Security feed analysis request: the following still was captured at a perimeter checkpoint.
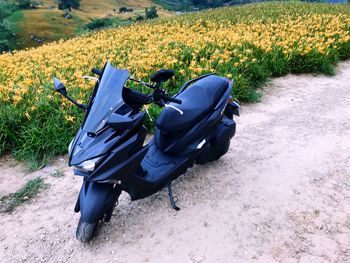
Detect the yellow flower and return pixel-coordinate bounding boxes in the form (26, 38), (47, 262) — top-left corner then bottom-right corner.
(25, 112), (31, 120)
(13, 95), (22, 105)
(65, 115), (75, 122)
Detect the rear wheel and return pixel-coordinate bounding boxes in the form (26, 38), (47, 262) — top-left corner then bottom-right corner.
(76, 218), (99, 243)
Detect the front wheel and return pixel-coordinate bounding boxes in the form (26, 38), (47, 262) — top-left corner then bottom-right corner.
(76, 218), (99, 243)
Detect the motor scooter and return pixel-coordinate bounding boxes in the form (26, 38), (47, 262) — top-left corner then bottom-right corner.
(53, 61), (239, 243)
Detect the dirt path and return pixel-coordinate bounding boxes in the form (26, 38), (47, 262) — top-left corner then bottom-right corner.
(1, 61), (350, 263)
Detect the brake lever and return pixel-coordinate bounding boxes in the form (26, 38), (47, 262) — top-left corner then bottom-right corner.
(129, 77), (154, 89)
(165, 104), (183, 115)
(83, 76), (99, 83)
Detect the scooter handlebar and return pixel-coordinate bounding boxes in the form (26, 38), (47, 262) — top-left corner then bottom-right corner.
(164, 96), (182, 104)
(92, 68), (102, 76)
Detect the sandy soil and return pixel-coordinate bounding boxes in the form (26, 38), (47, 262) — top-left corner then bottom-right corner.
(1, 60), (350, 263)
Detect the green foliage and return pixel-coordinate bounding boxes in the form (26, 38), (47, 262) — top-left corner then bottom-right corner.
(146, 6), (158, 19)
(0, 177), (48, 212)
(17, 0), (39, 9)
(13, 106), (79, 169)
(0, 1), (17, 52)
(0, 21), (13, 52)
(58, 0), (80, 11)
(50, 169), (64, 178)
(119, 7), (133, 13)
(85, 18), (113, 30)
(85, 17), (132, 31)
(0, 1), (16, 20)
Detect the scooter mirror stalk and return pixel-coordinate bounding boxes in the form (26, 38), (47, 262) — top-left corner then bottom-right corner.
(53, 77), (88, 110)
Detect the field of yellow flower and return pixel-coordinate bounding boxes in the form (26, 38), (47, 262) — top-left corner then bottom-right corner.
(1, 2), (350, 167)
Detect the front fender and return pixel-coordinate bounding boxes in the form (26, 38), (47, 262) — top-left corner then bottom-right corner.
(79, 180), (121, 223)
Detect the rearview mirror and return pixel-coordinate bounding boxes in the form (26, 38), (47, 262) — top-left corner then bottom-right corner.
(53, 77), (67, 94)
(150, 69), (174, 83)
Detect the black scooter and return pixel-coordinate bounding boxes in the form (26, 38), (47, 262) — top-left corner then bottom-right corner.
(53, 61), (239, 243)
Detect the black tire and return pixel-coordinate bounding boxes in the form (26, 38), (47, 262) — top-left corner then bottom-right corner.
(76, 218), (99, 243)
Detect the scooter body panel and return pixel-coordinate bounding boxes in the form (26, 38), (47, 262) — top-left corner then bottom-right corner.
(88, 124), (147, 182)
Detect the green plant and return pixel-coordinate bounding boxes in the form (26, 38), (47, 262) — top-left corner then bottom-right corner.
(0, 177), (49, 213)
(51, 169), (64, 178)
(0, 0), (17, 52)
(17, 0), (39, 9)
(85, 18), (113, 30)
(146, 6), (158, 19)
(0, 21), (13, 52)
(58, 0), (80, 11)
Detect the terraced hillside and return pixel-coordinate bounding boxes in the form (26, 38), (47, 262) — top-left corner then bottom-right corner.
(6, 0), (173, 49)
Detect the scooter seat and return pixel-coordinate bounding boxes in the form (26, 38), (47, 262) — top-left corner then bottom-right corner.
(155, 75), (228, 133)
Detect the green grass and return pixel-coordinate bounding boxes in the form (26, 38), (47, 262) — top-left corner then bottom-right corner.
(6, 9), (23, 25)
(50, 169), (64, 178)
(45, 12), (86, 38)
(0, 177), (49, 213)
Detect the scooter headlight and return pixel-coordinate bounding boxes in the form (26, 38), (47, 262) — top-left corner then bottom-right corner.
(76, 156), (102, 172)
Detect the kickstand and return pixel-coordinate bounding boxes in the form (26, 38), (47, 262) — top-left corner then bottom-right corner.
(167, 183), (180, 211)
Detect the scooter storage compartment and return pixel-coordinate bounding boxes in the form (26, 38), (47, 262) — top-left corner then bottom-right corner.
(196, 116), (236, 164)
(213, 116), (236, 141)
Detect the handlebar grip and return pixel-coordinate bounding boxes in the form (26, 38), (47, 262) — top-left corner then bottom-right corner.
(166, 96), (182, 104)
(92, 68), (102, 76)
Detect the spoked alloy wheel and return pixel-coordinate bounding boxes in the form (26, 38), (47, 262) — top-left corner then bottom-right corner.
(76, 218), (99, 243)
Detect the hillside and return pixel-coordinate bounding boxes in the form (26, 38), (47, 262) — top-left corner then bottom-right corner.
(6, 0), (174, 49)
(1, 2), (350, 166)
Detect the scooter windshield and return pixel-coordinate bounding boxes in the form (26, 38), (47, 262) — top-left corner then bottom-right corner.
(83, 62), (130, 133)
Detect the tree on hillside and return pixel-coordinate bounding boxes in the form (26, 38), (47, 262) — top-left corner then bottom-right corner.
(58, 0), (80, 11)
(192, 0), (232, 8)
(0, 21), (13, 52)
(145, 6), (158, 19)
(0, 1), (16, 19)
(17, 0), (39, 9)
(0, 1), (16, 52)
